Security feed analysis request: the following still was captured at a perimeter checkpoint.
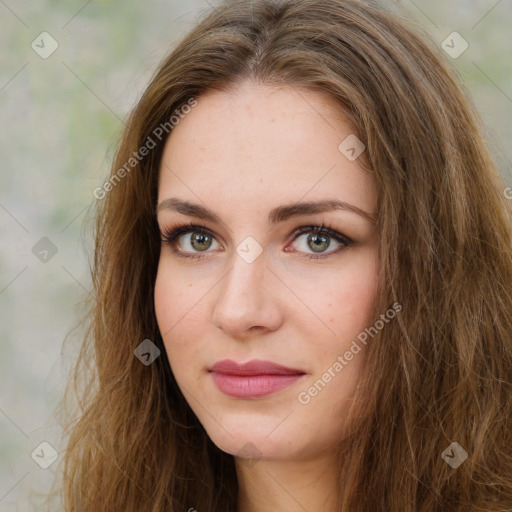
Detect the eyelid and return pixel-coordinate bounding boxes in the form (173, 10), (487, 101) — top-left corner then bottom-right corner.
(290, 224), (352, 247)
(159, 222), (353, 259)
(160, 223), (218, 245)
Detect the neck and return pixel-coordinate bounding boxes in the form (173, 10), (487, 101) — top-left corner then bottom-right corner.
(235, 450), (339, 512)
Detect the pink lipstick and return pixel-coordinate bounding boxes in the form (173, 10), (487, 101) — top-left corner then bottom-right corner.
(208, 359), (306, 398)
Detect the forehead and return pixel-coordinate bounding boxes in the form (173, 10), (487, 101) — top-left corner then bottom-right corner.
(157, 81), (376, 216)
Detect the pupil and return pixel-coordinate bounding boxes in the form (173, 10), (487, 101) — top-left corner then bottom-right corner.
(310, 234), (329, 252)
(192, 232), (210, 250)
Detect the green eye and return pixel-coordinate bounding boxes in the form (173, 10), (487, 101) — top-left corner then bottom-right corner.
(160, 222), (353, 261)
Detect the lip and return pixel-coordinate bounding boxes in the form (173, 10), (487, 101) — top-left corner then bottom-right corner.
(209, 358), (305, 376)
(208, 359), (306, 398)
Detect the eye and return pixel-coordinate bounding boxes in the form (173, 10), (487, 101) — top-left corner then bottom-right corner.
(160, 223), (221, 260)
(286, 224), (353, 260)
(159, 222), (353, 260)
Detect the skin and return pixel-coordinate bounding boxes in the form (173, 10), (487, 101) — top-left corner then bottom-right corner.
(154, 79), (380, 512)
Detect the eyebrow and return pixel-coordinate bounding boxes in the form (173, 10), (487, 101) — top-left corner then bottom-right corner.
(156, 197), (378, 226)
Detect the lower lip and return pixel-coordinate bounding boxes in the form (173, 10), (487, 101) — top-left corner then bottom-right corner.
(210, 372), (305, 398)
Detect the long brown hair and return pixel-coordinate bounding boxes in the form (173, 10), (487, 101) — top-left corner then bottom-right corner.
(50, 0), (512, 510)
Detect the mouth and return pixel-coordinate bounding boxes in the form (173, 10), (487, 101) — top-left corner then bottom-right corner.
(208, 359), (306, 399)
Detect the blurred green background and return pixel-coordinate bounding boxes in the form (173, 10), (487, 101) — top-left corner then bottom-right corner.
(0, 0), (511, 510)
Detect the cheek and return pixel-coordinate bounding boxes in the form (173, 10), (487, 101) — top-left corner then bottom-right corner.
(335, 272), (378, 326)
(154, 267), (175, 335)
(313, 259), (379, 416)
(154, 265), (190, 361)
(154, 261), (199, 334)
(154, 263), (211, 370)
(323, 251), (380, 340)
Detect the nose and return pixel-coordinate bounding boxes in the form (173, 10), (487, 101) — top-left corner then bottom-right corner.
(211, 247), (283, 339)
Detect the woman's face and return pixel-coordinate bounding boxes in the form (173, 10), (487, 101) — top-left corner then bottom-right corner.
(154, 80), (379, 462)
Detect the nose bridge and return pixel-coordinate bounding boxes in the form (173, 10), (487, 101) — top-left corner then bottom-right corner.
(219, 246), (267, 309)
(212, 245), (281, 334)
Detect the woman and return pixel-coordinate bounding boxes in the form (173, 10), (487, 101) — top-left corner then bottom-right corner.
(54, 0), (512, 510)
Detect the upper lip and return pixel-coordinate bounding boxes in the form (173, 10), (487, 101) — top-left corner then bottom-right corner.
(209, 359), (306, 376)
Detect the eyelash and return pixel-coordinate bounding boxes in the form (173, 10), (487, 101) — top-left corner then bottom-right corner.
(159, 221), (354, 261)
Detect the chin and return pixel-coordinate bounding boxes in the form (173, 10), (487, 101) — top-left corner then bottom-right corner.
(202, 418), (312, 463)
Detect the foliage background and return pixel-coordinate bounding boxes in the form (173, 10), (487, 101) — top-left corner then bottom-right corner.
(0, 0), (510, 509)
